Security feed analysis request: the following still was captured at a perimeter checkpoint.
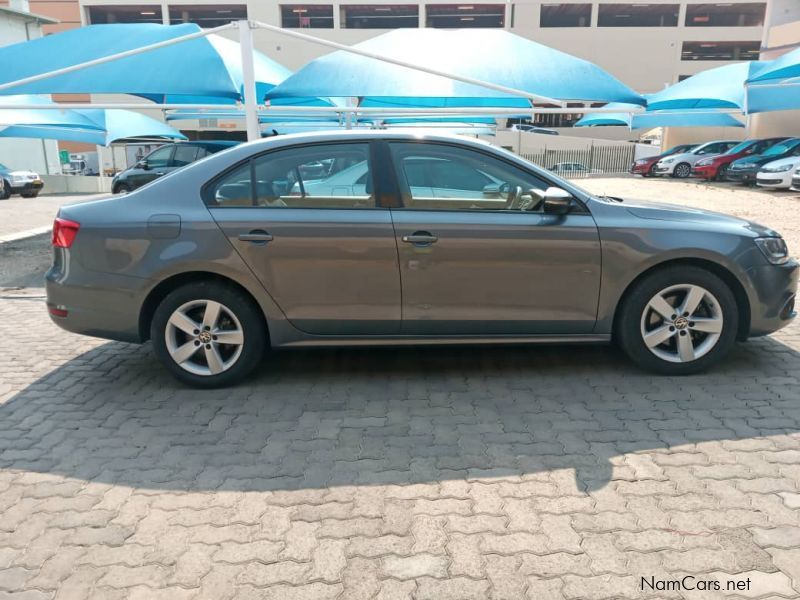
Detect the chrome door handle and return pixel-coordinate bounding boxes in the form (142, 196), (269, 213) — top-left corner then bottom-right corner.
(402, 232), (438, 245)
(238, 230), (274, 243)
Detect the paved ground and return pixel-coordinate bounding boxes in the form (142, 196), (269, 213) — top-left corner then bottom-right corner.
(0, 194), (103, 242)
(1, 178), (800, 599)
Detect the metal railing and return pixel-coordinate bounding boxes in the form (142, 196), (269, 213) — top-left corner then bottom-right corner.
(523, 143), (636, 178)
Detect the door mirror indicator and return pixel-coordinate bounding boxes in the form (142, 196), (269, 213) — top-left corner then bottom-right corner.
(542, 187), (573, 215)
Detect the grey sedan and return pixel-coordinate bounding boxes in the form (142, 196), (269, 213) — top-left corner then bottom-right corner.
(46, 131), (798, 387)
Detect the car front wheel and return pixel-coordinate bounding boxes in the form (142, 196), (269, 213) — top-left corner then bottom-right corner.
(673, 163), (692, 178)
(617, 266), (738, 375)
(151, 281), (266, 387)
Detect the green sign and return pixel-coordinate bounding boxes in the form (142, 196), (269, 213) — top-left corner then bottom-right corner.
(59, 150), (70, 165)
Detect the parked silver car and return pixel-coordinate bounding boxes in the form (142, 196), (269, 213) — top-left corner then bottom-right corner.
(46, 131), (797, 387)
(653, 140), (739, 178)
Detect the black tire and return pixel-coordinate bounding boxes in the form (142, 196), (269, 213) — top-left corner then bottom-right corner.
(0, 180), (10, 199)
(672, 163), (691, 179)
(616, 266), (739, 375)
(114, 183), (131, 194)
(150, 281), (267, 388)
(21, 192), (39, 198)
(715, 164), (729, 182)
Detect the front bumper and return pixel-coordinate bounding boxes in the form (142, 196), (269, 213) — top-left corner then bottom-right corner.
(692, 165), (717, 179)
(652, 164), (673, 175)
(10, 180), (44, 194)
(791, 175), (800, 191)
(726, 170), (758, 183)
(757, 172), (794, 189)
(631, 163), (654, 175)
(745, 259), (799, 337)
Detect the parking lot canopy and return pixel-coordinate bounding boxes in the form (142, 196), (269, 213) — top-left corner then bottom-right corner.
(265, 29), (645, 106)
(575, 102), (744, 129)
(0, 23), (290, 102)
(646, 63), (749, 111)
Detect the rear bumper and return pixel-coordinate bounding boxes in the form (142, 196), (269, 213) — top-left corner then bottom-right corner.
(45, 250), (149, 343)
(745, 260), (799, 337)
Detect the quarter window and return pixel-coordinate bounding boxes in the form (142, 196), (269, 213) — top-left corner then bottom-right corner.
(389, 142), (549, 211)
(172, 145), (199, 167)
(208, 143), (375, 209)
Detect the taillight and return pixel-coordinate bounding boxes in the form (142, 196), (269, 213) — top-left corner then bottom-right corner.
(52, 217), (80, 248)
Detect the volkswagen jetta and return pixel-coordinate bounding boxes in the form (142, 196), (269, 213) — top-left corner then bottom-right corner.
(46, 131), (798, 387)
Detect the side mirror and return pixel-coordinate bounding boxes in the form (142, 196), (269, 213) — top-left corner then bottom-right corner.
(542, 187), (573, 215)
(137, 160), (150, 170)
(482, 183), (502, 195)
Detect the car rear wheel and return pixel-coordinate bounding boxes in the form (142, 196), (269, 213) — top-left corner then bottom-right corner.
(673, 163), (691, 179)
(715, 164), (729, 181)
(21, 192), (39, 198)
(616, 266), (738, 375)
(151, 281), (266, 387)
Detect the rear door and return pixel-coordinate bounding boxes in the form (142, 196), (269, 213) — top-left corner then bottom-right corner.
(207, 141), (401, 335)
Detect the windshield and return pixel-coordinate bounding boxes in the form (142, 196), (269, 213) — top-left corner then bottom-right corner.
(763, 140), (800, 156)
(725, 141), (753, 155)
(0, 163), (7, 170)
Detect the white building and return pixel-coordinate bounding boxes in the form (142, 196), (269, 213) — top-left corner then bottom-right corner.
(0, 0), (62, 174)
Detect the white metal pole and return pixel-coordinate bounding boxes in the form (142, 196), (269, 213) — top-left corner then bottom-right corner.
(237, 20), (261, 142)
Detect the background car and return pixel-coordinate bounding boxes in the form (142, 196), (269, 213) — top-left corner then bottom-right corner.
(757, 156), (800, 190)
(693, 137), (788, 181)
(111, 140), (239, 193)
(652, 140), (739, 178)
(727, 138), (800, 185)
(631, 144), (698, 177)
(510, 124), (559, 135)
(0, 163), (44, 198)
(45, 131), (797, 387)
(549, 162), (600, 175)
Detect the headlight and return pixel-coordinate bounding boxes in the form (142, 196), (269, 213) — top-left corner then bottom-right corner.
(635, 159), (648, 165)
(662, 158), (675, 164)
(696, 159), (713, 166)
(755, 237), (790, 265)
(764, 164), (794, 173)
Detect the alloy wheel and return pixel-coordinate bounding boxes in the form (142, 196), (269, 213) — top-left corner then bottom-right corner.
(640, 284), (723, 364)
(164, 299), (244, 376)
(674, 163), (691, 178)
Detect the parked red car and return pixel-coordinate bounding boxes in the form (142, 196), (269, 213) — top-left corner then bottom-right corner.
(630, 144), (698, 177)
(692, 137), (788, 180)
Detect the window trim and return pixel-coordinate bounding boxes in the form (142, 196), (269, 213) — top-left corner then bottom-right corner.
(385, 140), (590, 214)
(201, 140), (385, 210)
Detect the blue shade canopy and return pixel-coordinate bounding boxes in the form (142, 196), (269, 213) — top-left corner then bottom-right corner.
(266, 29), (645, 106)
(748, 47), (800, 83)
(0, 95), (104, 130)
(0, 24), (290, 101)
(746, 83), (800, 114)
(0, 96), (186, 145)
(647, 63), (749, 111)
(575, 104), (744, 129)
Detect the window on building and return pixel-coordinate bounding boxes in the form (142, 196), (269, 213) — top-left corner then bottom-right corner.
(86, 5), (163, 24)
(681, 41), (760, 60)
(426, 4), (504, 28)
(168, 5), (247, 27)
(280, 5), (334, 28)
(597, 3), (679, 27)
(540, 4), (591, 27)
(686, 3), (766, 27)
(341, 4), (419, 28)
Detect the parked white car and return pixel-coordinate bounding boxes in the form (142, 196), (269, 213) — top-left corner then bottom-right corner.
(652, 140), (739, 178)
(757, 156), (800, 190)
(791, 166), (800, 191)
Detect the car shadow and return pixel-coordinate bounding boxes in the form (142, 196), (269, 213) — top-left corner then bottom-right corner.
(2, 336), (799, 494)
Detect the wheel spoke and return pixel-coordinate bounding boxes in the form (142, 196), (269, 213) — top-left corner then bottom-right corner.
(648, 295), (676, 320)
(202, 301), (222, 330)
(677, 334), (695, 362)
(214, 329), (243, 345)
(171, 341), (200, 364)
(681, 286), (705, 316)
(691, 317), (723, 334)
(205, 344), (224, 375)
(643, 325), (676, 348)
(169, 311), (200, 336)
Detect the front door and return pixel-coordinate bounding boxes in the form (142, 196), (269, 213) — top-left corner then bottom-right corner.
(208, 141), (401, 335)
(387, 141), (601, 335)
(131, 145), (174, 189)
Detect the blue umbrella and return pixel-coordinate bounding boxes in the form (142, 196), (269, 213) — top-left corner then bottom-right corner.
(266, 29), (644, 107)
(0, 23), (290, 102)
(575, 102), (744, 129)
